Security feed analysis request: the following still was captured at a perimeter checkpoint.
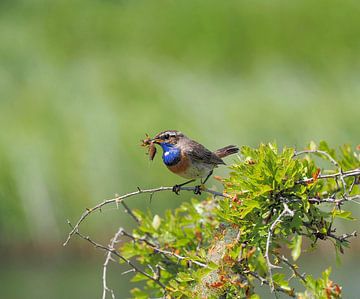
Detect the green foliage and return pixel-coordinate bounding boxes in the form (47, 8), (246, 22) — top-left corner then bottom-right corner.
(119, 142), (359, 298)
(298, 268), (342, 299)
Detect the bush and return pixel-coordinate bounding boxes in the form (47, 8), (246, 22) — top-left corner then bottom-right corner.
(65, 142), (360, 298)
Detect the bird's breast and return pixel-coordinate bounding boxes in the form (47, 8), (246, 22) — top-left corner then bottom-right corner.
(166, 151), (190, 175)
(162, 147), (181, 166)
(167, 152), (214, 179)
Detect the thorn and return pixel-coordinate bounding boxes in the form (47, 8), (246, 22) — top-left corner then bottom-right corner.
(122, 268), (135, 275)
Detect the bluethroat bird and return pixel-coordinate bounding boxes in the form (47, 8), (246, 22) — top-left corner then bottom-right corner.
(144, 130), (239, 195)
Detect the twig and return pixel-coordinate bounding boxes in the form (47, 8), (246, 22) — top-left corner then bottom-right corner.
(121, 230), (208, 268)
(67, 222), (167, 291)
(63, 186), (232, 246)
(120, 201), (140, 224)
(280, 194), (360, 207)
(327, 231), (357, 243)
(302, 222), (357, 244)
(245, 270), (295, 297)
(294, 149), (339, 167)
(265, 203), (294, 293)
(120, 200), (157, 243)
(294, 150), (360, 197)
(279, 255), (306, 283)
(308, 194), (360, 205)
(349, 176), (359, 194)
(294, 169), (360, 185)
(102, 227), (124, 299)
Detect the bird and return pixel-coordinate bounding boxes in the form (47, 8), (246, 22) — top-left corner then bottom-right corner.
(149, 130), (239, 194)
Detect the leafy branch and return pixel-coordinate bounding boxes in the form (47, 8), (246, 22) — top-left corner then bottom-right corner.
(64, 141), (360, 298)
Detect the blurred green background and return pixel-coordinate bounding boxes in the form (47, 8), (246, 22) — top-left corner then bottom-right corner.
(1, 0), (360, 298)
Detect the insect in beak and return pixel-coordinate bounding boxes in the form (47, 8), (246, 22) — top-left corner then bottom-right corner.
(141, 134), (158, 160)
(148, 142), (157, 160)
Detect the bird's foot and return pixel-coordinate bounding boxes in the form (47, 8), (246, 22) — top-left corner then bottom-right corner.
(194, 185), (203, 195)
(172, 184), (181, 195)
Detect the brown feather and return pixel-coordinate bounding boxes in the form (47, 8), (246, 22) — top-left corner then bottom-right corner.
(167, 151), (190, 174)
(184, 139), (225, 165)
(215, 145), (239, 158)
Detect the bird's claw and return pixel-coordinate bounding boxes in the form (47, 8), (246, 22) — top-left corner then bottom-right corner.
(172, 184), (181, 195)
(194, 185), (202, 195)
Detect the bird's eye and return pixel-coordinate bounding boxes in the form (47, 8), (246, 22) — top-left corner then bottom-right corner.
(164, 134), (170, 139)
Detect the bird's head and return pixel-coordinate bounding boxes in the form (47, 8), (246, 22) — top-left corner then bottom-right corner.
(152, 130), (185, 146)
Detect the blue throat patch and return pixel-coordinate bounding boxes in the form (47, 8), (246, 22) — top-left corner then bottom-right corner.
(160, 143), (181, 166)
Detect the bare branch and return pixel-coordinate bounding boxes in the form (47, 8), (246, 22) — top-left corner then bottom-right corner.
(279, 255), (306, 283)
(102, 227), (124, 299)
(67, 222), (167, 291)
(245, 270), (295, 297)
(349, 176), (359, 194)
(327, 231), (357, 243)
(120, 229), (208, 268)
(63, 186), (232, 246)
(302, 222), (357, 244)
(120, 201), (140, 224)
(308, 195), (360, 205)
(294, 149), (339, 167)
(265, 203), (294, 293)
(295, 169), (360, 185)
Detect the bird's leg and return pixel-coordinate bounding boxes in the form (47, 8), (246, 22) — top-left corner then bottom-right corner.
(194, 170), (214, 195)
(203, 170), (213, 185)
(172, 179), (196, 195)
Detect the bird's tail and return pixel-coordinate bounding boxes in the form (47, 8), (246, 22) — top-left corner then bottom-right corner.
(214, 145), (239, 158)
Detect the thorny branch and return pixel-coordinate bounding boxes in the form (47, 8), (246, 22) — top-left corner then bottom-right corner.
(294, 149), (360, 196)
(301, 221), (357, 244)
(327, 231), (357, 243)
(245, 270), (295, 298)
(102, 227), (123, 299)
(265, 203), (294, 293)
(67, 222), (167, 292)
(120, 230), (208, 268)
(63, 186), (232, 246)
(279, 255), (306, 283)
(294, 149), (339, 168)
(295, 168), (360, 186)
(279, 194), (360, 207)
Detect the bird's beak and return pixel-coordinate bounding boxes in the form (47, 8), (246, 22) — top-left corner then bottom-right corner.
(151, 138), (163, 144)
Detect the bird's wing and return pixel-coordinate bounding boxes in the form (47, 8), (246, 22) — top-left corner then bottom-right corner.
(185, 140), (225, 165)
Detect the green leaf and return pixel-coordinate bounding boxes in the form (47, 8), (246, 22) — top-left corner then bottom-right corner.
(239, 199), (260, 218)
(332, 210), (355, 220)
(273, 273), (291, 291)
(289, 235), (302, 261)
(177, 272), (195, 282)
(131, 273), (148, 282)
(152, 214), (162, 230)
(130, 288), (148, 299)
(318, 141), (337, 160)
(309, 141), (317, 151)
